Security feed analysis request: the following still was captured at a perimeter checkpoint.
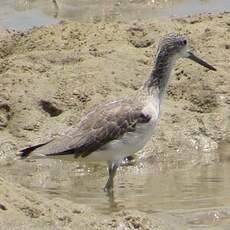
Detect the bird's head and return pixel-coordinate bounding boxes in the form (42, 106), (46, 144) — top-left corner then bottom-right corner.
(156, 33), (216, 71)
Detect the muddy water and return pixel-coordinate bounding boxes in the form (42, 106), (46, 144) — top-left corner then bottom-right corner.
(0, 1), (230, 229)
(1, 0), (230, 30)
(1, 143), (230, 228)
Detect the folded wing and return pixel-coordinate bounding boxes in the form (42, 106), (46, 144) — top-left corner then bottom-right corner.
(20, 99), (151, 158)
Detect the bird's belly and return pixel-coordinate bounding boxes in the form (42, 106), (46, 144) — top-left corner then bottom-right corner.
(88, 120), (157, 162)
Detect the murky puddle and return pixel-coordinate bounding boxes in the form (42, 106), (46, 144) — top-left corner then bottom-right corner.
(0, 0), (230, 30)
(1, 1), (230, 229)
(1, 142), (230, 228)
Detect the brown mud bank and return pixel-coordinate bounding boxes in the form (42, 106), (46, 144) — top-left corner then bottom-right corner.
(0, 12), (230, 229)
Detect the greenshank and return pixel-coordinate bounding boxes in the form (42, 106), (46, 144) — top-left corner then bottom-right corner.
(19, 33), (216, 192)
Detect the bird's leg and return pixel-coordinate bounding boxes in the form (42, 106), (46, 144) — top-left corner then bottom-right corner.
(104, 160), (121, 192)
(52, 0), (59, 18)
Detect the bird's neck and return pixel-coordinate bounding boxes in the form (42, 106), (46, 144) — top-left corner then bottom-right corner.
(144, 54), (176, 101)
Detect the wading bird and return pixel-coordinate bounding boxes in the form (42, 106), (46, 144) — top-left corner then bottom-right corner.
(19, 33), (216, 192)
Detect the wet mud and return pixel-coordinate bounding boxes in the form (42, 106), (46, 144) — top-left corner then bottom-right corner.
(0, 12), (230, 229)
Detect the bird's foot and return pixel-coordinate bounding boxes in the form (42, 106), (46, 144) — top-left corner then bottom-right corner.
(103, 186), (113, 194)
(122, 155), (136, 166)
(104, 178), (114, 193)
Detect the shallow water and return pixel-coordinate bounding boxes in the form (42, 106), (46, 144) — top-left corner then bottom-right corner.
(0, 0), (230, 30)
(1, 142), (230, 228)
(0, 1), (230, 229)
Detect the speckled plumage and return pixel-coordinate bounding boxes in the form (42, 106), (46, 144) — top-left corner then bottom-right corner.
(21, 98), (152, 159)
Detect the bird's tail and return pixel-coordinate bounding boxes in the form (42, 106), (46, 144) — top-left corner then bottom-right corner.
(18, 141), (51, 159)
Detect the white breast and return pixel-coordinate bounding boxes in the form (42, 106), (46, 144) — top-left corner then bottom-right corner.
(88, 98), (160, 162)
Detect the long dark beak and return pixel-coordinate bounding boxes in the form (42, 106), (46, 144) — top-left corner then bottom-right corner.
(186, 51), (216, 71)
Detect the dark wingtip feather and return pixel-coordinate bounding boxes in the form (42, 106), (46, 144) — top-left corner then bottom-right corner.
(18, 142), (50, 159)
(19, 147), (34, 159)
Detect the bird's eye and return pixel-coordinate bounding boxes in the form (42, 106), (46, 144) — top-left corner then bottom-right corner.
(182, 39), (187, 45)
